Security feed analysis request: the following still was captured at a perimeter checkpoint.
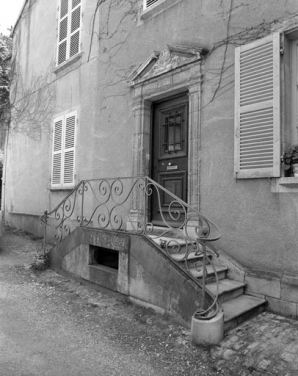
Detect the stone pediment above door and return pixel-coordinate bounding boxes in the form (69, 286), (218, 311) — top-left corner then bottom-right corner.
(128, 45), (208, 87)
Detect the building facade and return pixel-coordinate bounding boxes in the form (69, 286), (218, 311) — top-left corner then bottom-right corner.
(4, 0), (298, 318)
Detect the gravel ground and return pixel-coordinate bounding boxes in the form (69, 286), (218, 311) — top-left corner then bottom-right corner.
(0, 227), (224, 376)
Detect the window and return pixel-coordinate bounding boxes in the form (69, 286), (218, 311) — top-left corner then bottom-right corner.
(141, 0), (182, 20)
(289, 37), (298, 146)
(57, 0), (81, 66)
(143, 0), (160, 10)
(51, 112), (76, 188)
(234, 33), (281, 179)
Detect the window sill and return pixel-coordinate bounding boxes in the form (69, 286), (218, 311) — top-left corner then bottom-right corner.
(271, 177), (298, 193)
(140, 0), (182, 20)
(53, 53), (82, 76)
(49, 186), (75, 192)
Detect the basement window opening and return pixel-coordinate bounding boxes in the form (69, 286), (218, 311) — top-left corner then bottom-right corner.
(89, 245), (119, 270)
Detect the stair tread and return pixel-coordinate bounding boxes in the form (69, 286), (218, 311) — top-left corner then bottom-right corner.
(206, 278), (245, 296)
(222, 295), (266, 322)
(149, 235), (193, 245)
(188, 264), (227, 278)
(149, 236), (208, 262)
(171, 251), (209, 262)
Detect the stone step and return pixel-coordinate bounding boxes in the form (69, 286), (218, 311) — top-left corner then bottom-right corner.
(206, 278), (245, 303)
(149, 235), (195, 248)
(149, 235), (211, 262)
(188, 264), (228, 282)
(148, 228), (186, 239)
(171, 250), (214, 263)
(223, 294), (266, 334)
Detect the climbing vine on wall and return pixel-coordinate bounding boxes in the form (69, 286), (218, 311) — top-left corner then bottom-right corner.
(7, 0), (56, 140)
(205, 1), (298, 106)
(0, 33), (12, 122)
(7, 0), (298, 139)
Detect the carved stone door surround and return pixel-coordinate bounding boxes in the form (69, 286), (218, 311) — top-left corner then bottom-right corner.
(128, 45), (207, 212)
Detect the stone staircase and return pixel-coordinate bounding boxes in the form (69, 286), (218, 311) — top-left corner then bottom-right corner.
(150, 235), (266, 335)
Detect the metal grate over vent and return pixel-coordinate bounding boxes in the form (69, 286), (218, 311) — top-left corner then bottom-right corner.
(60, 0), (68, 18)
(70, 31), (80, 57)
(59, 18), (68, 42)
(58, 41), (67, 65)
(71, 6), (81, 33)
(144, 0), (160, 9)
(72, 0), (80, 9)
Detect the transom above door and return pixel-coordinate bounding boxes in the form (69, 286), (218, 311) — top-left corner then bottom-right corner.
(151, 95), (189, 226)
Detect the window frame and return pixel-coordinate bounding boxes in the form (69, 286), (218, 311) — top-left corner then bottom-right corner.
(51, 111), (77, 189)
(141, 0), (182, 20)
(143, 0), (160, 10)
(234, 33), (281, 179)
(56, 0), (82, 67)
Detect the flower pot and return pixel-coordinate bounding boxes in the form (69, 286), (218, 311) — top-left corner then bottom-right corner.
(191, 310), (224, 346)
(292, 163), (298, 177)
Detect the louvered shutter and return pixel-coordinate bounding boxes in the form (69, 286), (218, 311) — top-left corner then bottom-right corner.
(63, 113), (76, 185)
(144, 0), (160, 10)
(57, 0), (81, 66)
(234, 33), (281, 178)
(52, 117), (64, 186)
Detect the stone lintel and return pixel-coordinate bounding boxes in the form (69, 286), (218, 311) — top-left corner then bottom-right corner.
(82, 227), (130, 252)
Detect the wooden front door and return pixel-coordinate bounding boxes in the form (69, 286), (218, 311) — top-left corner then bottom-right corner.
(151, 95), (188, 226)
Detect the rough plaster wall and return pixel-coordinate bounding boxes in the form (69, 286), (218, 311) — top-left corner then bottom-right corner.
(92, 0), (298, 274)
(4, 0), (56, 219)
(197, 0), (298, 273)
(129, 236), (206, 325)
(62, 244), (90, 280)
(5, 0), (298, 276)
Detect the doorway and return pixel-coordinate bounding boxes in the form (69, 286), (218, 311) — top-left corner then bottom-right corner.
(151, 95), (188, 226)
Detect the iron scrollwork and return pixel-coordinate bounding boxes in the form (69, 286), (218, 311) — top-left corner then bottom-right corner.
(40, 176), (221, 320)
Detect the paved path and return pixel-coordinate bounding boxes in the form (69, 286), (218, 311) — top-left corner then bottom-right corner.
(0, 227), (298, 376)
(0, 229), (212, 376)
(211, 312), (298, 376)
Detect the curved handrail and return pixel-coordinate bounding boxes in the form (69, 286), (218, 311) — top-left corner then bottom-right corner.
(145, 176), (221, 242)
(40, 176), (222, 319)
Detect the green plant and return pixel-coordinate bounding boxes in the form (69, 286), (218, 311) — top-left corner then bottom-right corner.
(283, 145), (298, 170)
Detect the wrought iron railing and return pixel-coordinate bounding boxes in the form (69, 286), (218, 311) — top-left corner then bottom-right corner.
(41, 176), (221, 319)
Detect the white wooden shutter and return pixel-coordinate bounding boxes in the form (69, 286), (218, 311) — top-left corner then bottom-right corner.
(51, 112), (76, 187)
(144, 0), (160, 10)
(52, 117), (64, 186)
(234, 33), (281, 178)
(63, 113), (76, 185)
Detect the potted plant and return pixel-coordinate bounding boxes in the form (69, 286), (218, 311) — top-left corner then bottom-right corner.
(283, 145), (298, 176)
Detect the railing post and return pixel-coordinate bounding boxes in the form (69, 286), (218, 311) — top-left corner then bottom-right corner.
(201, 241), (207, 310)
(80, 181), (85, 226)
(43, 210), (48, 256)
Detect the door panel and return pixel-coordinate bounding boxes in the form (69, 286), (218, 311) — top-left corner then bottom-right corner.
(151, 95), (188, 226)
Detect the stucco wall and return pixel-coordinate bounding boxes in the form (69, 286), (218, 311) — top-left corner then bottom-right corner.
(50, 227), (209, 326)
(4, 0), (298, 277)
